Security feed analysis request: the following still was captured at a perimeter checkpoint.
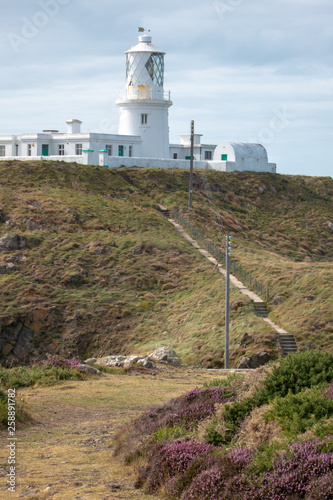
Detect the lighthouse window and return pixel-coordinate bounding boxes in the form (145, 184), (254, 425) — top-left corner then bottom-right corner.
(106, 145), (112, 156)
(76, 144), (82, 155)
(58, 144), (65, 156)
(141, 114), (148, 125)
(205, 151), (212, 160)
(0, 145), (5, 157)
(27, 144), (32, 156)
(129, 146), (133, 157)
(145, 53), (164, 87)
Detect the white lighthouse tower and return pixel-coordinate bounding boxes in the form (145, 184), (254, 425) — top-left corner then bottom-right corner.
(116, 29), (172, 159)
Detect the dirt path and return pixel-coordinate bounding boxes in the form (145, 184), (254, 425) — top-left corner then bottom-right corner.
(0, 367), (226, 499)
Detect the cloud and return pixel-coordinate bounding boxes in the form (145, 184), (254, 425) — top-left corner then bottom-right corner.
(0, 0), (332, 176)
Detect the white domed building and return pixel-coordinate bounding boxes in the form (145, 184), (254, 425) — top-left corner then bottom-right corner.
(0, 30), (276, 174)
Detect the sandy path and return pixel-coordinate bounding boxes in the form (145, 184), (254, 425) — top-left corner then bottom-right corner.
(0, 367), (224, 499)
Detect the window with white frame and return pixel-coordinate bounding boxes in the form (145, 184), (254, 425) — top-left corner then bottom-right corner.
(27, 144), (32, 156)
(129, 145), (133, 157)
(58, 144), (65, 156)
(0, 145), (5, 157)
(205, 151), (212, 160)
(76, 144), (82, 155)
(141, 113), (148, 125)
(106, 145), (112, 156)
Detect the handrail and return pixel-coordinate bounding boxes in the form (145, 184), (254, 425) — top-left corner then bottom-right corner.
(172, 209), (270, 302)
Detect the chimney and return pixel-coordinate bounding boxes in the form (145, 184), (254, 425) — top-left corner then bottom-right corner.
(66, 119), (82, 134)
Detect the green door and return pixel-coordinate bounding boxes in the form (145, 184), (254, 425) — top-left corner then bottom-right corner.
(221, 154), (228, 161)
(118, 145), (124, 157)
(42, 145), (49, 156)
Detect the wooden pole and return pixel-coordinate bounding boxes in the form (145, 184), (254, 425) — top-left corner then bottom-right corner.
(189, 120), (194, 209)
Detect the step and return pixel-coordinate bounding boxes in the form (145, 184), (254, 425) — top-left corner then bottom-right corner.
(253, 302), (269, 317)
(155, 203), (170, 217)
(279, 333), (298, 356)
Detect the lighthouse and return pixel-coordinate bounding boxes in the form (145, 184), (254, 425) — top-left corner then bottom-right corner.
(116, 29), (172, 159)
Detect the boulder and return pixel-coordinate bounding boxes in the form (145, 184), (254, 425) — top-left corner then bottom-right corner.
(94, 354), (157, 369)
(26, 219), (38, 231)
(84, 358), (97, 365)
(251, 351), (271, 367)
(237, 351), (271, 369)
(327, 222), (333, 233)
(136, 357), (156, 369)
(0, 233), (26, 252)
(132, 244), (144, 255)
(237, 357), (251, 369)
(5, 254), (26, 264)
(97, 355), (127, 367)
(273, 295), (285, 305)
(149, 347), (181, 366)
(77, 364), (101, 376)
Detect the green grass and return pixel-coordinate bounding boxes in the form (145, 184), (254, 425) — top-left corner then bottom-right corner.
(0, 365), (88, 389)
(0, 161), (332, 368)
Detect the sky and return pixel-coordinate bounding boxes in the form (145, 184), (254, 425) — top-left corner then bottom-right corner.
(0, 0), (332, 177)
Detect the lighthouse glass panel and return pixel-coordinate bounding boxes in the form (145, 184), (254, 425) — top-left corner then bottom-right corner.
(145, 53), (164, 87)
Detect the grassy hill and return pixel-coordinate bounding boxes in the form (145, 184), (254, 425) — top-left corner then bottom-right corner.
(0, 160), (332, 367)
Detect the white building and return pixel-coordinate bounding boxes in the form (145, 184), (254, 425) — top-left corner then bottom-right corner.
(0, 30), (276, 174)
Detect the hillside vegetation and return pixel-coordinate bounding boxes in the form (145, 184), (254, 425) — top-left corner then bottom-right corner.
(116, 351), (333, 499)
(0, 160), (332, 366)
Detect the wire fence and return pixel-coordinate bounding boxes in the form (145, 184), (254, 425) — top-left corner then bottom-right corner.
(172, 209), (270, 302)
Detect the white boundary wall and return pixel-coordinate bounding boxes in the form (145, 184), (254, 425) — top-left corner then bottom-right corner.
(0, 156), (276, 173)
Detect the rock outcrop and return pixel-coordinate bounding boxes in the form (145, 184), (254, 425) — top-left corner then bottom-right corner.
(84, 347), (181, 370)
(149, 347), (181, 367)
(0, 233), (26, 252)
(237, 351), (271, 369)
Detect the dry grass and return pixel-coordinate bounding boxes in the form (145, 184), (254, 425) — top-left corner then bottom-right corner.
(0, 161), (332, 368)
(0, 367), (223, 499)
(237, 404), (284, 448)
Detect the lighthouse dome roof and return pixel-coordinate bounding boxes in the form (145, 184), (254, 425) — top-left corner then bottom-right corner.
(126, 34), (165, 55)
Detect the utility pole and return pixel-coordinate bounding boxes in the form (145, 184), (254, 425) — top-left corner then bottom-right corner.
(189, 120), (194, 209)
(225, 235), (233, 369)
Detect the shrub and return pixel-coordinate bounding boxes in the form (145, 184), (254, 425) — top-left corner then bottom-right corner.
(265, 387), (333, 437)
(179, 466), (228, 500)
(136, 440), (254, 498)
(203, 373), (245, 389)
(325, 382), (333, 400)
(152, 424), (187, 443)
(237, 404), (283, 448)
(0, 363), (87, 389)
(314, 419), (333, 439)
(261, 350), (333, 401)
(243, 438), (333, 499)
(305, 473), (333, 499)
(135, 388), (231, 437)
(138, 441), (215, 493)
